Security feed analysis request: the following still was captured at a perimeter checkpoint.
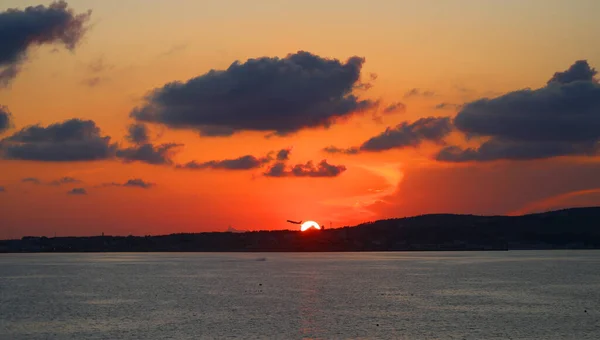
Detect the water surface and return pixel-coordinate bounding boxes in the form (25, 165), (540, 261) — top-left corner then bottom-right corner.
(1, 251), (599, 339)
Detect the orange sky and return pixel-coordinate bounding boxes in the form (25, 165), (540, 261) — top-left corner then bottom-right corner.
(1, 1), (600, 238)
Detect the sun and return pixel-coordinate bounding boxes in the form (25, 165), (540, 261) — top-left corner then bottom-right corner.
(300, 221), (321, 231)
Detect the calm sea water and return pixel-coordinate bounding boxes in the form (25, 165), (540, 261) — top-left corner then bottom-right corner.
(1, 251), (599, 339)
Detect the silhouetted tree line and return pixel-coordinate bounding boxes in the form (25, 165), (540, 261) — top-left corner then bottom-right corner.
(1, 207), (600, 252)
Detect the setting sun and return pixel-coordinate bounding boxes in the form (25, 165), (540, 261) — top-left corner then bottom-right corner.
(301, 221), (321, 231)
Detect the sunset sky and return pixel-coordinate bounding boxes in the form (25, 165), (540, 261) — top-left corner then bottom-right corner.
(1, 0), (600, 238)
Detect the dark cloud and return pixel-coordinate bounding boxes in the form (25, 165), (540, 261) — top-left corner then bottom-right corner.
(322, 146), (360, 155)
(124, 178), (154, 188)
(177, 155), (270, 170)
(49, 176), (80, 186)
(0, 119), (117, 161)
(547, 60), (597, 85)
(275, 148), (291, 161)
(382, 102), (406, 114)
(0, 106), (12, 133)
(436, 60), (600, 162)
(130, 51), (376, 136)
(116, 143), (182, 165)
(126, 123), (150, 144)
(0, 1), (92, 85)
(324, 117), (452, 154)
(102, 178), (155, 189)
(264, 160), (346, 178)
(0, 186), (5, 192)
(403, 88), (435, 98)
(435, 102), (463, 110)
(67, 187), (86, 195)
(21, 177), (41, 184)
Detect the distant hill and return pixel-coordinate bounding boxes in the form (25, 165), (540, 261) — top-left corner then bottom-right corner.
(2, 207), (600, 252)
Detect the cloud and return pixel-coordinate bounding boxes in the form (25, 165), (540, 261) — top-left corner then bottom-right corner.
(547, 60), (597, 85)
(126, 123), (150, 144)
(130, 51), (376, 136)
(436, 60), (600, 162)
(21, 177), (41, 184)
(275, 148), (291, 161)
(0, 186), (4, 192)
(116, 143), (182, 165)
(177, 155), (270, 170)
(264, 160), (346, 178)
(403, 88), (435, 98)
(322, 146), (360, 155)
(67, 187), (86, 195)
(0, 119), (117, 161)
(324, 117), (452, 154)
(434, 102), (463, 110)
(82, 57), (114, 87)
(0, 106), (12, 133)
(102, 178), (155, 189)
(382, 102), (406, 114)
(0, 1), (92, 86)
(177, 147), (291, 171)
(49, 176), (80, 186)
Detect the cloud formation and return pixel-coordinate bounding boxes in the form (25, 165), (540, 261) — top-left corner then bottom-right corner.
(0, 106), (12, 133)
(126, 123), (150, 144)
(178, 155), (270, 170)
(264, 160), (346, 178)
(102, 178), (155, 189)
(0, 1), (92, 85)
(275, 148), (291, 161)
(21, 177), (41, 184)
(404, 88), (435, 98)
(49, 176), (80, 186)
(131, 51), (376, 136)
(0, 119), (117, 161)
(116, 143), (182, 165)
(436, 60), (600, 162)
(382, 102), (406, 114)
(324, 117), (452, 154)
(67, 187), (86, 195)
(177, 148), (291, 171)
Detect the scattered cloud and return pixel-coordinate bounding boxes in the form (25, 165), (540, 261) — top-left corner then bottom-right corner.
(82, 57), (114, 87)
(0, 1), (92, 86)
(322, 146), (360, 155)
(434, 102), (463, 110)
(21, 177), (41, 184)
(177, 155), (270, 170)
(264, 160), (346, 178)
(102, 178), (155, 189)
(0, 106), (12, 133)
(131, 51), (376, 136)
(116, 143), (182, 165)
(275, 148), (291, 161)
(126, 123), (150, 144)
(67, 187), (87, 195)
(382, 102), (406, 114)
(436, 60), (600, 162)
(403, 88), (435, 99)
(49, 176), (81, 186)
(324, 117), (453, 154)
(0, 119), (117, 161)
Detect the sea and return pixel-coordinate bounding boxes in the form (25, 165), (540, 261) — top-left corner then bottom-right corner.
(1, 251), (599, 339)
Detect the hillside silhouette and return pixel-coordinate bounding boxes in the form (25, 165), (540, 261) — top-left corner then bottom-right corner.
(2, 207), (600, 252)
